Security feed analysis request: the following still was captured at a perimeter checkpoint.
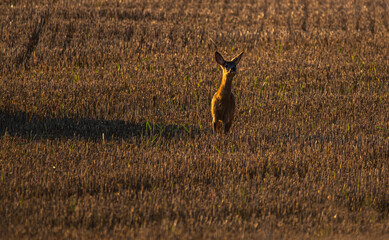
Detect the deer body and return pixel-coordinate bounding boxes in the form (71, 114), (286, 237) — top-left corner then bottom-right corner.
(211, 51), (244, 134)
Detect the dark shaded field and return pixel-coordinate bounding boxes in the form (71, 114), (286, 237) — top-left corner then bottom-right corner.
(1, 0), (389, 239)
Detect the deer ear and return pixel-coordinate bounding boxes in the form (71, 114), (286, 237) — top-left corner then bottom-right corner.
(215, 52), (225, 66)
(232, 52), (244, 65)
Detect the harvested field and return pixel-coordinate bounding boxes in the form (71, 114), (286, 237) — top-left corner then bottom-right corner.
(1, 0), (389, 239)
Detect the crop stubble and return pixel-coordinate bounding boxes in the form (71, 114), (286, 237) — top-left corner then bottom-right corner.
(0, 0), (388, 239)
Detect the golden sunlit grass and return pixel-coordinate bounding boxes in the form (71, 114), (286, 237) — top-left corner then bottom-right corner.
(0, 0), (388, 239)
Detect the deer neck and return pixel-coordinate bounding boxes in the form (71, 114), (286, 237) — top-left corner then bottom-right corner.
(217, 74), (234, 98)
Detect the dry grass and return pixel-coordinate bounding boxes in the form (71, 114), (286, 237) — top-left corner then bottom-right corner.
(1, 0), (389, 239)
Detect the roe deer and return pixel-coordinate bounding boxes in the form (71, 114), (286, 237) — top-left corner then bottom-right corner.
(211, 51), (244, 134)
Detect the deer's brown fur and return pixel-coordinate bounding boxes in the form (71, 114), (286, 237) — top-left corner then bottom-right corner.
(211, 51), (244, 134)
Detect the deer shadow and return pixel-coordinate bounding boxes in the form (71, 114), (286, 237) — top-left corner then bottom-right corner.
(0, 110), (200, 141)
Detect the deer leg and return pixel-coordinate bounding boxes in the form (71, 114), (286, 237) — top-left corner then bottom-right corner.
(212, 120), (217, 134)
(213, 119), (223, 135)
(224, 121), (232, 133)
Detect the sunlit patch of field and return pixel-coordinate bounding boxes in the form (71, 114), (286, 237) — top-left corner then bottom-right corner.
(1, 0), (388, 238)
